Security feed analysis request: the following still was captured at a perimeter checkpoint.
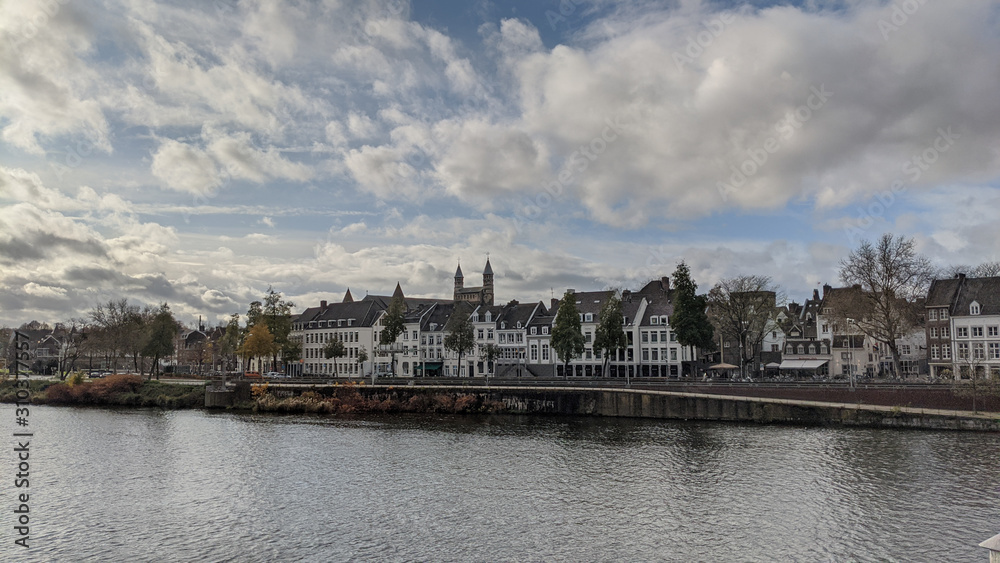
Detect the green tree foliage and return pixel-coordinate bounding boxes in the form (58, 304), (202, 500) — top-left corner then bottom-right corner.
(669, 262), (716, 368)
(141, 304), (178, 380)
(262, 287), (294, 373)
(444, 305), (476, 377)
(323, 339), (347, 377)
(220, 314), (242, 373)
(552, 291), (585, 377)
(379, 294), (406, 375)
(594, 292), (628, 376)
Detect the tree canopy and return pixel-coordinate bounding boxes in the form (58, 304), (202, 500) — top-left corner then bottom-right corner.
(444, 305), (476, 376)
(593, 292), (628, 376)
(707, 275), (782, 378)
(552, 291), (585, 376)
(669, 262), (716, 357)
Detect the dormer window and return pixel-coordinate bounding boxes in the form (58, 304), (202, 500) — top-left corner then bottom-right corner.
(651, 317), (659, 325)
(472, 313), (479, 322)
(585, 313), (593, 322)
(531, 327), (537, 335)
(542, 327), (549, 335)
(485, 312), (492, 322)
(971, 301), (981, 316)
(516, 322), (522, 329)
(660, 316), (668, 325)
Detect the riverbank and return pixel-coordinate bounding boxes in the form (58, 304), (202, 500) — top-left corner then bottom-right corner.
(0, 374), (204, 408)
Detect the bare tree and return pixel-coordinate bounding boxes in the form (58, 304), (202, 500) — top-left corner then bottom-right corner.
(838, 234), (933, 380)
(707, 276), (784, 379)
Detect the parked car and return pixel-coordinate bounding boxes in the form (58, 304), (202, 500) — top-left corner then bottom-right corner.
(244, 371), (261, 379)
(265, 372), (283, 378)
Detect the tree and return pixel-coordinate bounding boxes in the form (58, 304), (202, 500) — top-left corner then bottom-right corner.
(89, 298), (142, 373)
(378, 293), (406, 375)
(356, 346), (369, 380)
(481, 343), (501, 377)
(953, 347), (1000, 412)
(323, 339), (347, 378)
(552, 290), (585, 378)
(593, 291), (628, 377)
(141, 304), (178, 380)
(707, 276), (783, 380)
(669, 262), (716, 373)
(239, 323), (276, 374)
(219, 314), (242, 374)
(837, 234), (933, 380)
(444, 305), (476, 377)
(262, 287), (294, 373)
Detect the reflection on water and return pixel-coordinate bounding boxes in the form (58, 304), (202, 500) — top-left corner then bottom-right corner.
(5, 406), (999, 562)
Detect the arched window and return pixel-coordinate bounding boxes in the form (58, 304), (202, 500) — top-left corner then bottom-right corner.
(971, 301), (981, 315)
(797, 345), (805, 354)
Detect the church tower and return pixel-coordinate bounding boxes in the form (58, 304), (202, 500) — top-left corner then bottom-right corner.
(454, 263), (464, 301)
(482, 257), (494, 307)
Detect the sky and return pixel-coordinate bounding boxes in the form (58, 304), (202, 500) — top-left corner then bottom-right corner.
(2, 0), (1000, 328)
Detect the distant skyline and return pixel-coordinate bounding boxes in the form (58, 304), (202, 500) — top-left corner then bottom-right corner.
(2, 0), (1000, 327)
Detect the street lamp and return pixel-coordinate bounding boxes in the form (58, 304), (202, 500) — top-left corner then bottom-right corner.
(846, 318), (856, 391)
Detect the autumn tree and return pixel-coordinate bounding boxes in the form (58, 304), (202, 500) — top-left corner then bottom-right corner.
(707, 276), (782, 379)
(837, 234), (933, 379)
(669, 262), (716, 373)
(444, 304), (476, 377)
(219, 314), (242, 374)
(593, 291), (628, 377)
(240, 323), (276, 374)
(323, 339), (347, 378)
(141, 304), (178, 380)
(552, 290), (585, 378)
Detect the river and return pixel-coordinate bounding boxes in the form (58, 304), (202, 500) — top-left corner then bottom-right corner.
(3, 406), (999, 562)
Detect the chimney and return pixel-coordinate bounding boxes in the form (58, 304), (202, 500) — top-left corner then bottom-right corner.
(320, 300), (328, 309)
(812, 289), (820, 300)
(823, 284), (832, 298)
(661, 276), (670, 291)
(551, 298), (559, 310)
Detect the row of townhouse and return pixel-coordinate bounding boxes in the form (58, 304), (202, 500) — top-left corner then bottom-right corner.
(289, 260), (700, 379)
(925, 274), (1000, 380)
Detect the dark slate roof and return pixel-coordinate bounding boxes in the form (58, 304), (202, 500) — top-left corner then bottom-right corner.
(294, 300), (384, 327)
(831, 335), (865, 349)
(483, 258), (493, 275)
(953, 276), (1000, 316)
(455, 263), (464, 279)
(420, 302), (464, 332)
(527, 314), (554, 329)
(567, 290), (614, 317)
(343, 288), (354, 303)
(497, 301), (542, 329)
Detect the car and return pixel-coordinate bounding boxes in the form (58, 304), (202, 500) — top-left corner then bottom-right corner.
(265, 372), (283, 378)
(244, 371), (261, 379)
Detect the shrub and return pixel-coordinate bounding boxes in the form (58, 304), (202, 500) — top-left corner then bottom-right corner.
(46, 383), (74, 403)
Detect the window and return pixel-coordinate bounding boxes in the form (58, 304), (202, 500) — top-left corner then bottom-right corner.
(929, 327), (938, 339)
(973, 327), (984, 338)
(797, 345), (805, 354)
(931, 345), (940, 360)
(724, 341), (730, 348)
(530, 327), (537, 335)
(821, 345), (828, 355)
(642, 350), (649, 361)
(584, 313), (593, 322)
(542, 344), (550, 361)
(990, 326), (999, 337)
(990, 342), (1000, 360)
(488, 329), (495, 339)
(957, 327), (969, 338)
(585, 332), (592, 343)
(942, 326), (951, 339)
(478, 329), (484, 340)
(485, 312), (492, 322)
(940, 309), (949, 320)
(971, 302), (981, 315)
(973, 342), (986, 360)
(671, 349), (678, 361)
(540, 327), (547, 335)
(942, 345), (952, 360)
(650, 332), (658, 343)
(957, 342), (969, 359)
(900, 345), (911, 356)
(822, 324), (829, 333)
(660, 331), (668, 342)
(771, 344), (780, 352)
(928, 309), (938, 321)
(841, 352), (851, 361)
(808, 344), (816, 355)
(651, 317), (658, 325)
(530, 344), (538, 361)
(661, 316), (668, 325)
(642, 332), (649, 343)
(786, 345), (793, 355)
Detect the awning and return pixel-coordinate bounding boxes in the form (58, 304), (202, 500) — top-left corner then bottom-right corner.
(764, 362), (782, 368)
(709, 363), (738, 370)
(415, 362), (443, 371)
(779, 359), (830, 370)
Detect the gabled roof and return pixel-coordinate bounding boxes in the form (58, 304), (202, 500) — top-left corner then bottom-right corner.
(496, 301), (542, 329)
(343, 288), (354, 303)
(953, 276), (1000, 316)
